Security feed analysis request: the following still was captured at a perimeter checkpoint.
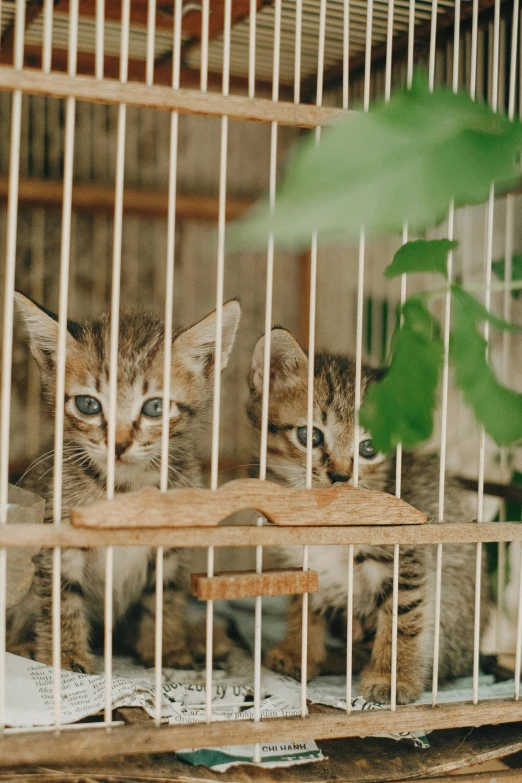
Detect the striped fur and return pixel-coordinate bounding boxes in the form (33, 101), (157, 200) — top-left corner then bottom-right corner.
(248, 328), (489, 705)
(7, 292), (240, 672)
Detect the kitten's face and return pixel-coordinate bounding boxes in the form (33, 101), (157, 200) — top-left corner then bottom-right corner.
(248, 329), (389, 490)
(15, 293), (240, 484)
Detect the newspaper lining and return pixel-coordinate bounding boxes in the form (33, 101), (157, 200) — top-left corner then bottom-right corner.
(4, 651), (428, 771)
(6, 651), (514, 770)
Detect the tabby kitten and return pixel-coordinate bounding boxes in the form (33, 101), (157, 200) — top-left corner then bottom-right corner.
(8, 292), (241, 673)
(247, 328), (489, 705)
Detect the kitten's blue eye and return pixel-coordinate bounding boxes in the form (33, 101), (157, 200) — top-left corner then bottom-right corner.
(75, 395), (102, 416)
(296, 426), (323, 448)
(142, 398), (163, 418)
(359, 439), (377, 459)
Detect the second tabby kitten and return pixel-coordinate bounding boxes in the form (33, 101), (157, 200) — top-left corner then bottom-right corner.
(248, 328), (488, 705)
(8, 293), (240, 673)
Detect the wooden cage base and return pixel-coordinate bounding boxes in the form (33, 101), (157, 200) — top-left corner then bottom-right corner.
(3, 697), (522, 768)
(3, 720), (522, 782)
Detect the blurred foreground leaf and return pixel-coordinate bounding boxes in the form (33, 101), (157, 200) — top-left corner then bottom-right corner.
(229, 73), (522, 250)
(384, 239), (457, 279)
(359, 298), (443, 453)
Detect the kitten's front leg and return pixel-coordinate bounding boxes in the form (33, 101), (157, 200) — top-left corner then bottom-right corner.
(136, 588), (233, 670)
(360, 582), (426, 705)
(136, 587), (193, 668)
(136, 550), (194, 668)
(265, 595), (327, 681)
(33, 550), (93, 673)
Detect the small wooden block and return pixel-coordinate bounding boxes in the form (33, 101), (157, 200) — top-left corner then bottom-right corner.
(191, 568), (319, 601)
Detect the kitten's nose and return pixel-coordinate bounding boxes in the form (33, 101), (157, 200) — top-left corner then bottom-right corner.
(115, 441), (131, 459)
(328, 471), (350, 484)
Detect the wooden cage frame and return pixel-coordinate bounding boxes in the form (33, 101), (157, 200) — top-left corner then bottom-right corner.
(1, 0), (522, 778)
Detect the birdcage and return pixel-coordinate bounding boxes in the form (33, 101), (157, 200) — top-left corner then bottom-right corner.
(1, 0), (522, 780)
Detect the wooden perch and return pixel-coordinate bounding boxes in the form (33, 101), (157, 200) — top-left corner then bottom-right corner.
(70, 478), (427, 529)
(0, 177), (253, 221)
(0, 177), (254, 222)
(191, 567), (319, 600)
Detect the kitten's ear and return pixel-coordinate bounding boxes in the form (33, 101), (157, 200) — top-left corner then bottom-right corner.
(14, 291), (82, 371)
(174, 299), (241, 376)
(250, 327), (308, 393)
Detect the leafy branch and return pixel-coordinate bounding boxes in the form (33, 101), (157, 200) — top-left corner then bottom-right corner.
(360, 240), (522, 452)
(358, 294), (443, 453)
(229, 70), (522, 452)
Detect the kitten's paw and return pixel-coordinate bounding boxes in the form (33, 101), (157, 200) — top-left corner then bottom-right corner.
(162, 647), (194, 670)
(190, 620), (232, 671)
(360, 669), (423, 705)
(265, 642), (321, 681)
(136, 636), (194, 669)
(6, 639), (35, 661)
(62, 649), (93, 674)
(36, 648), (93, 673)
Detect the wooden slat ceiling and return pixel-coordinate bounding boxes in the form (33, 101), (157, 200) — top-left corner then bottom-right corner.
(0, 0), (276, 91)
(184, 0), (455, 86)
(0, 0), (500, 95)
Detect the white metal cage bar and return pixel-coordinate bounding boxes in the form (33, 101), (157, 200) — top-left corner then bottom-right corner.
(343, 0), (349, 109)
(42, 0), (53, 74)
(95, 0), (104, 80)
(301, 0), (327, 719)
(294, 0), (302, 102)
(249, 0), (256, 98)
(146, 0), (156, 88)
(205, 0), (233, 725)
(252, 0), (281, 761)
(498, 0), (519, 663)
(431, 0), (459, 697)
(515, 543), (522, 697)
(154, 0), (183, 728)
(474, 179), (497, 702)
(51, 0), (80, 725)
(432, 198), (454, 705)
(0, 0), (25, 733)
(345, 0), (355, 715)
(385, 0), (401, 712)
(470, 0), (479, 99)
(200, 0), (210, 93)
(104, 0), (131, 728)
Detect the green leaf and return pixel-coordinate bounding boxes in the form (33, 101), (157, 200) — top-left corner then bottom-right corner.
(450, 295), (522, 447)
(384, 239), (458, 280)
(359, 297), (443, 453)
(229, 72), (522, 251)
(450, 285), (521, 332)
(492, 255), (522, 298)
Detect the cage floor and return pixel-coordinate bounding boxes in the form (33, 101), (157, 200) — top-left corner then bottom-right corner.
(3, 719), (522, 783)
